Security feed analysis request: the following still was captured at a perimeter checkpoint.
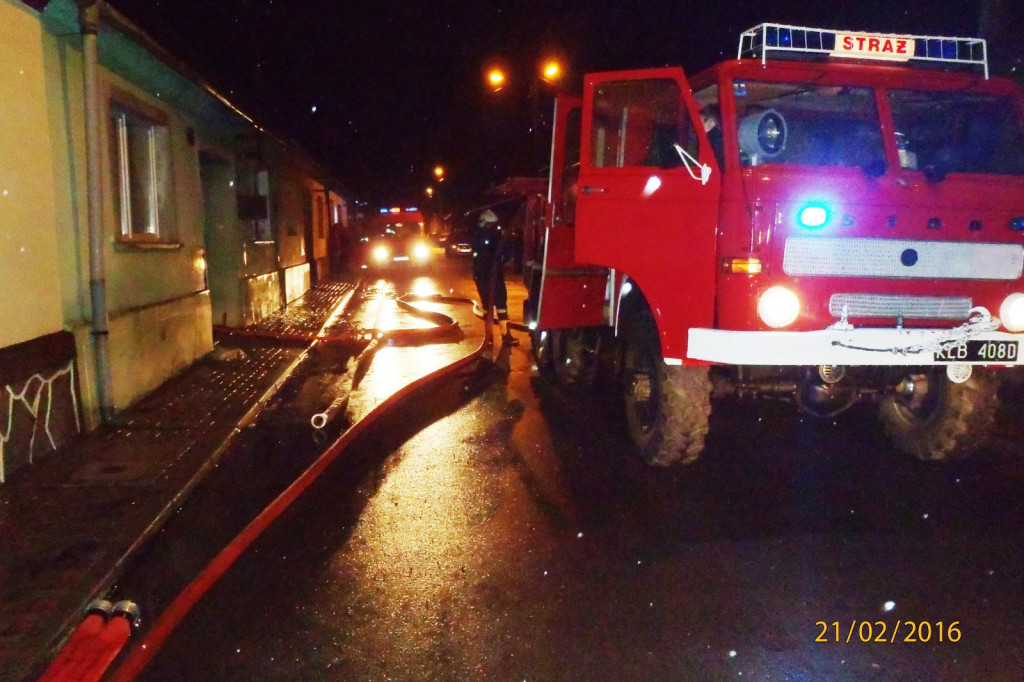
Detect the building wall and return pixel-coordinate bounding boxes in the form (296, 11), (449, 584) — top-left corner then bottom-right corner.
(0, 0), (65, 350)
(0, 0), (81, 480)
(312, 190), (329, 263)
(1, 0), (350, 475)
(0, 332), (79, 483)
(200, 152), (244, 327)
(244, 271), (282, 326)
(73, 292), (212, 413)
(284, 263), (311, 304)
(202, 134), (332, 327)
(40, 2), (214, 427)
(271, 157), (313, 271)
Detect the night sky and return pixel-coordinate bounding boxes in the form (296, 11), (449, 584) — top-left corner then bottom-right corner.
(108, 0), (1020, 209)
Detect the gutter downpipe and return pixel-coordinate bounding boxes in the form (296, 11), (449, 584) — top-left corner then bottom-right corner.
(77, 0), (116, 423)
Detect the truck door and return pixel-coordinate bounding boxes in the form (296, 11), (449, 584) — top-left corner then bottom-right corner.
(535, 95), (609, 329)
(575, 68), (720, 362)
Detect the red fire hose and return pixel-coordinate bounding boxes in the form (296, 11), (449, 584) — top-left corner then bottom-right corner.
(37, 601), (139, 682)
(106, 293), (491, 681)
(39, 288), (358, 682)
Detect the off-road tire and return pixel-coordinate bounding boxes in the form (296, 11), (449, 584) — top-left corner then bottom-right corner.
(622, 315), (712, 466)
(878, 368), (1000, 461)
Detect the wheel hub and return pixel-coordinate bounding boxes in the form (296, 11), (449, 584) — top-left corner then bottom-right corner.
(632, 373), (652, 403)
(895, 373), (930, 412)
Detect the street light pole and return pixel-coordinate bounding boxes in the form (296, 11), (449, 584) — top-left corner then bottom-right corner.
(427, 166), (447, 235)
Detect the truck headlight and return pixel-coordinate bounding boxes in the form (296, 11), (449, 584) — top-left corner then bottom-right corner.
(758, 285), (800, 328)
(1000, 292), (1024, 332)
(372, 245), (390, 264)
(412, 242), (430, 262)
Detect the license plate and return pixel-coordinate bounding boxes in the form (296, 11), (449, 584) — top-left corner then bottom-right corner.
(934, 340), (1019, 362)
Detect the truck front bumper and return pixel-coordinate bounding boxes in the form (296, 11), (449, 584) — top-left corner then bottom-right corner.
(687, 327), (1024, 366)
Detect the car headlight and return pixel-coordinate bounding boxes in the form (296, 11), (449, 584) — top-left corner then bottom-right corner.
(758, 285), (800, 328)
(412, 242), (430, 262)
(372, 245), (390, 264)
(1000, 292), (1024, 332)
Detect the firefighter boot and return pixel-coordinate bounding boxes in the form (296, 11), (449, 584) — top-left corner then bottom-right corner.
(499, 319), (519, 346)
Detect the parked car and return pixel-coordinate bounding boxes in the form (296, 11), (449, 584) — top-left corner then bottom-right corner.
(444, 227), (473, 257)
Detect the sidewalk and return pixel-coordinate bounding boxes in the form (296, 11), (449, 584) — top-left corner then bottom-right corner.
(0, 281), (356, 682)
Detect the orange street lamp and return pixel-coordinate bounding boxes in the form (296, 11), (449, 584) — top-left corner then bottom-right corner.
(487, 67), (507, 92)
(540, 59), (563, 84)
(434, 165), (445, 179)
(426, 186), (434, 197)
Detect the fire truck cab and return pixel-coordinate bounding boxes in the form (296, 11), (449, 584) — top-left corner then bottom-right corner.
(524, 24), (1024, 465)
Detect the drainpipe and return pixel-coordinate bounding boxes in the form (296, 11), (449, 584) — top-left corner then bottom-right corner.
(77, 0), (116, 423)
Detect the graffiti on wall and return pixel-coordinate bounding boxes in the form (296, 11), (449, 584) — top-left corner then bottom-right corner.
(0, 360), (80, 483)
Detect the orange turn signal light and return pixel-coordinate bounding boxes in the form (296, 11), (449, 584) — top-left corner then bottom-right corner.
(722, 256), (762, 275)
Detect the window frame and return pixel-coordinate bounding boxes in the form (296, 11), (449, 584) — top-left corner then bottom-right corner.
(588, 78), (696, 170)
(109, 88), (176, 245)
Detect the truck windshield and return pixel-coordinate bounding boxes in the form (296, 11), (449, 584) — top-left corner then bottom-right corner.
(734, 81), (884, 169)
(887, 90), (1024, 175)
(383, 222), (423, 238)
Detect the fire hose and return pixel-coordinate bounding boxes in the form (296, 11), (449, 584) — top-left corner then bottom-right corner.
(35, 600), (140, 682)
(309, 292), (471, 430)
(37, 286), (357, 682)
(103, 290), (493, 681)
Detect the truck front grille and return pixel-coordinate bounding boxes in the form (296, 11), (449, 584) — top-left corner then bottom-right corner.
(784, 236), (1024, 280)
(828, 293), (972, 320)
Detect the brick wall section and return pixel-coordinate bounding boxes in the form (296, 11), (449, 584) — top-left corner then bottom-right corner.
(0, 332), (80, 482)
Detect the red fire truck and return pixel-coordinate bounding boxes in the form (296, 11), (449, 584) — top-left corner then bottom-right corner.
(523, 24), (1024, 465)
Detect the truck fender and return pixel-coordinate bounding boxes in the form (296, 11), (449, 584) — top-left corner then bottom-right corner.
(615, 277), (650, 340)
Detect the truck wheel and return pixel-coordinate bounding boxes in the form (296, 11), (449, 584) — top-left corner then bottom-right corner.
(878, 368), (999, 460)
(622, 315), (711, 466)
(552, 328), (600, 387)
(531, 329), (554, 374)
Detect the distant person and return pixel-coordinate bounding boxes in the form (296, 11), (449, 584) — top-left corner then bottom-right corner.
(700, 103), (725, 170)
(329, 221), (346, 276)
(472, 209), (518, 346)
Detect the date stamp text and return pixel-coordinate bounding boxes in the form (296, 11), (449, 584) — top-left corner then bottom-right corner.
(815, 621), (961, 643)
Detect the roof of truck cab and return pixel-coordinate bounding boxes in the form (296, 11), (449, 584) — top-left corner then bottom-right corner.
(689, 57), (1019, 95)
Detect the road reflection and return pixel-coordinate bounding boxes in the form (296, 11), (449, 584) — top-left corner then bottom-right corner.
(408, 275), (440, 298)
(337, 413), (470, 607)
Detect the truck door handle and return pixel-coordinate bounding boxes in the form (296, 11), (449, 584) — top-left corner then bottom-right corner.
(581, 186), (607, 194)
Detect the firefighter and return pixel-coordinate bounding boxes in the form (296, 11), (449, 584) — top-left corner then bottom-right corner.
(700, 103), (725, 169)
(472, 209), (518, 345)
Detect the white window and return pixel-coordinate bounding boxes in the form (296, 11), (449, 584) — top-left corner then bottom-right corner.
(111, 102), (175, 240)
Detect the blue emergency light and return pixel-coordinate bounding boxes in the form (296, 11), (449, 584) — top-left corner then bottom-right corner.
(797, 203), (830, 229)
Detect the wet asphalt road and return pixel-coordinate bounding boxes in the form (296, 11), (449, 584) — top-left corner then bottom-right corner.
(118, 256), (1024, 681)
